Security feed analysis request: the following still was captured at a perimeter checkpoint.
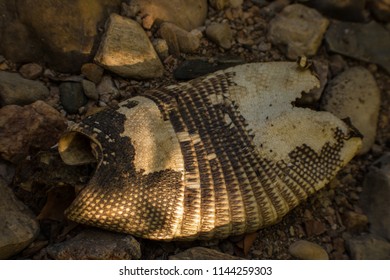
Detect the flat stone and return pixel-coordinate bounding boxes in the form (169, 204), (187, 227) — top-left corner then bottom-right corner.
(0, 178), (39, 259)
(289, 240), (329, 260)
(0, 71), (49, 106)
(268, 4), (329, 59)
(326, 21), (390, 74)
(169, 247), (243, 260)
(320, 67), (381, 154)
(159, 22), (201, 54)
(206, 22), (233, 49)
(19, 63), (43, 80)
(362, 154), (390, 241)
(0, 101), (67, 163)
(81, 63), (104, 84)
(122, 0), (207, 31)
(59, 82), (88, 114)
(46, 229), (141, 260)
(95, 13), (163, 79)
(346, 235), (390, 260)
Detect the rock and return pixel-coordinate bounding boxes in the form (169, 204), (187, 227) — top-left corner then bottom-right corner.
(0, 71), (49, 106)
(0, 101), (66, 163)
(342, 211), (368, 232)
(326, 21), (390, 74)
(122, 0), (208, 31)
(346, 235), (390, 260)
(289, 240), (329, 260)
(82, 80), (98, 101)
(169, 247), (243, 260)
(1, 0), (121, 73)
(158, 22), (201, 54)
(362, 154), (390, 241)
(97, 75), (119, 97)
(205, 23), (233, 49)
(304, 0), (366, 22)
(368, 0), (390, 22)
(18, 63), (43, 80)
(46, 229), (141, 260)
(0, 178), (39, 259)
(304, 219), (327, 236)
(209, 0), (243, 10)
(59, 82), (88, 114)
(94, 13), (164, 79)
(268, 4), (329, 59)
(81, 63), (104, 84)
(152, 39), (169, 61)
(320, 67), (381, 154)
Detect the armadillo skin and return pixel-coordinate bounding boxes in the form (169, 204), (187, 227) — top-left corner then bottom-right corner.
(59, 62), (361, 241)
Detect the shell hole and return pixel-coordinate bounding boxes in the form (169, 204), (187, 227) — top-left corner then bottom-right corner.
(58, 132), (99, 165)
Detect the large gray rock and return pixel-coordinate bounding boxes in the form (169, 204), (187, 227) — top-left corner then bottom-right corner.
(0, 71), (49, 106)
(0, 178), (39, 259)
(122, 0), (208, 31)
(346, 235), (390, 260)
(326, 21), (390, 74)
(46, 229), (141, 260)
(0, 0), (121, 73)
(0, 101), (67, 163)
(268, 4), (329, 59)
(320, 67), (381, 154)
(304, 0), (366, 22)
(362, 154), (390, 241)
(95, 13), (164, 79)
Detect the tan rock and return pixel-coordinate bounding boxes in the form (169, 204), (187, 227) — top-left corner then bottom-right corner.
(159, 22), (201, 54)
(94, 13), (164, 79)
(289, 240), (329, 260)
(206, 23), (233, 49)
(122, 0), (208, 31)
(268, 4), (329, 59)
(209, 0), (243, 10)
(10, 0), (121, 72)
(81, 63), (104, 84)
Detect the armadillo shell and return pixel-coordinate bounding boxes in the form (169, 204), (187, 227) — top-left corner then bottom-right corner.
(58, 62), (361, 241)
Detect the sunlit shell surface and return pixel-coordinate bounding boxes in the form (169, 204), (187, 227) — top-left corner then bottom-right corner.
(58, 62), (361, 241)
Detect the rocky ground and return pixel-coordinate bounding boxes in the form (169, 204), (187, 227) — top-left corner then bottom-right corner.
(0, 0), (389, 260)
